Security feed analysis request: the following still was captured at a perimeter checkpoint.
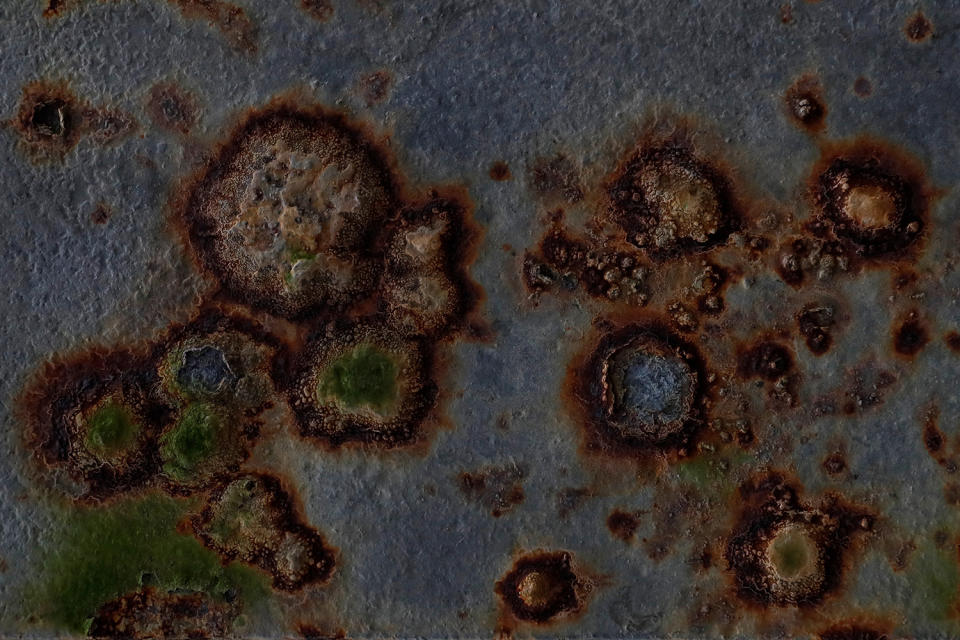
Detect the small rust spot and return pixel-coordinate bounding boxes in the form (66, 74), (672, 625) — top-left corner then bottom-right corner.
(146, 81), (200, 136)
(457, 463), (526, 518)
(893, 311), (929, 357)
(725, 471), (874, 608)
(784, 74), (827, 133)
(489, 161), (512, 181)
(736, 340), (794, 382)
(91, 202), (113, 225)
(168, 0), (259, 53)
(944, 331), (960, 353)
(301, 0), (334, 22)
(356, 70), (392, 107)
(818, 620), (892, 640)
(853, 77), (873, 98)
(822, 451), (847, 477)
(779, 4), (793, 24)
(797, 303), (837, 355)
(495, 551), (587, 625)
(904, 11), (933, 43)
(606, 509), (641, 542)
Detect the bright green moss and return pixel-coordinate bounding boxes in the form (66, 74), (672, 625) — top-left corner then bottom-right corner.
(317, 343), (399, 412)
(160, 404), (220, 479)
(30, 493), (269, 633)
(84, 401), (139, 458)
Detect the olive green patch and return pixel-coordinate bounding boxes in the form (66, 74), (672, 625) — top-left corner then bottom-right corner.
(161, 403), (220, 479)
(317, 343), (399, 412)
(84, 401), (140, 458)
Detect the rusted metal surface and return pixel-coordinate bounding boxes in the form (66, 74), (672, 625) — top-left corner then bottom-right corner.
(3, 1), (960, 638)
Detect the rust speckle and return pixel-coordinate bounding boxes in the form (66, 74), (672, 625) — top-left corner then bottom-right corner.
(495, 551), (590, 626)
(853, 77), (873, 98)
(944, 331), (960, 353)
(457, 463), (526, 518)
(893, 311), (929, 357)
(779, 4), (793, 24)
(818, 619), (892, 640)
(904, 11), (933, 43)
(797, 302), (838, 355)
(489, 161), (512, 181)
(784, 74), (827, 133)
(356, 70), (393, 107)
(822, 451), (847, 477)
(88, 588), (238, 639)
(146, 81), (200, 136)
(725, 471), (874, 608)
(91, 201), (113, 225)
(736, 340), (794, 382)
(301, 0), (334, 22)
(922, 407), (951, 468)
(606, 509), (641, 542)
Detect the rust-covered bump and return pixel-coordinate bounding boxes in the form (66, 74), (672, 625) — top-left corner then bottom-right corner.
(607, 509), (641, 542)
(892, 311), (929, 357)
(784, 74), (827, 133)
(495, 551), (590, 625)
(904, 11), (933, 43)
(146, 81), (200, 136)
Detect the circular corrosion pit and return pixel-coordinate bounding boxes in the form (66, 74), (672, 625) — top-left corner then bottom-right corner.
(287, 322), (438, 447)
(179, 104), (398, 318)
(811, 139), (931, 258)
(495, 551), (583, 624)
(572, 321), (709, 454)
(607, 145), (740, 254)
(725, 473), (873, 608)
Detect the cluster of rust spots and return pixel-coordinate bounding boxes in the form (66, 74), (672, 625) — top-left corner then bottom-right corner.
(725, 472), (874, 608)
(736, 339), (800, 406)
(10, 79), (136, 163)
(566, 319), (711, 459)
(495, 551), (589, 626)
(818, 621), (891, 640)
(188, 473), (336, 591)
(797, 302), (840, 355)
(146, 82), (200, 137)
(784, 74), (827, 133)
(457, 462), (526, 517)
(904, 11), (934, 43)
(88, 588), (238, 639)
(17, 309), (277, 501)
(529, 154), (583, 204)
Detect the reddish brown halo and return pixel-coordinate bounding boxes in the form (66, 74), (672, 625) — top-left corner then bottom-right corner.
(495, 551), (582, 624)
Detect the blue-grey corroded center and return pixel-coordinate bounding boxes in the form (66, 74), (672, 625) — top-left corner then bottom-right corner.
(605, 349), (696, 440)
(177, 346), (236, 395)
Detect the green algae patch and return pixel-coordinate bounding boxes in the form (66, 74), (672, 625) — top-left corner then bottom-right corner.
(31, 492), (269, 633)
(160, 403), (220, 479)
(907, 540), (960, 624)
(317, 343), (399, 412)
(84, 401), (139, 458)
(675, 450), (749, 496)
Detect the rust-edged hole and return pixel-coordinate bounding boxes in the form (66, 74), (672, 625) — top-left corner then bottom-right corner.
(724, 472), (874, 608)
(568, 320), (711, 458)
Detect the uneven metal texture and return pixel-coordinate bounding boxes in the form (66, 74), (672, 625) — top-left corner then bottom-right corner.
(2, 1), (960, 639)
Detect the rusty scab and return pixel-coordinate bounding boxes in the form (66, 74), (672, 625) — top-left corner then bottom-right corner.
(301, 0), (334, 22)
(489, 161), (512, 181)
(495, 551), (587, 625)
(146, 81), (200, 136)
(286, 321), (438, 448)
(176, 103), (398, 319)
(945, 331), (960, 353)
(530, 155), (583, 204)
(904, 11), (933, 43)
(88, 587), (238, 639)
(189, 472), (336, 591)
(355, 70), (393, 107)
(809, 138), (932, 260)
(737, 341), (794, 382)
(606, 509), (641, 542)
(725, 472), (874, 608)
(16, 347), (168, 501)
(569, 320), (710, 458)
(892, 311), (929, 357)
(797, 302), (839, 355)
(818, 619), (893, 640)
(380, 195), (484, 338)
(606, 135), (742, 256)
(784, 74), (827, 133)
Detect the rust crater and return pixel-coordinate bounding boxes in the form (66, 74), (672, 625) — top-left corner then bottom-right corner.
(495, 551), (583, 624)
(568, 320), (711, 457)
